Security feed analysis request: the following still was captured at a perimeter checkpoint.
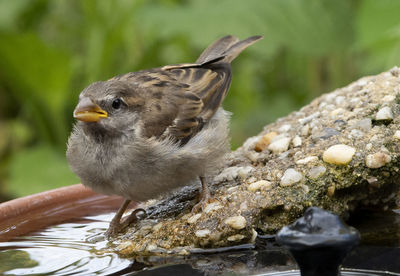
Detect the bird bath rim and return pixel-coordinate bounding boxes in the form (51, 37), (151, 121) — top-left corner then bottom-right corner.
(0, 184), (125, 242)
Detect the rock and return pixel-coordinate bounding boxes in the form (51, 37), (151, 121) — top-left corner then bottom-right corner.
(350, 118), (372, 132)
(214, 166), (254, 182)
(224, 216), (247, 230)
(254, 132), (278, 152)
(312, 128), (341, 141)
(268, 137), (291, 153)
(204, 202), (223, 213)
(237, 166), (254, 179)
(365, 152), (391, 168)
(382, 95), (395, 102)
(280, 168), (303, 186)
(330, 108), (345, 117)
(247, 180), (272, 192)
(227, 234), (246, 241)
(195, 229), (211, 238)
(300, 125), (310, 136)
(295, 156), (318, 165)
(308, 166), (326, 179)
(278, 124), (292, 133)
(292, 136), (302, 147)
(299, 112), (320, 124)
(323, 144), (356, 165)
(375, 106), (393, 120)
(327, 185), (335, 197)
(187, 214), (202, 224)
(394, 131), (400, 140)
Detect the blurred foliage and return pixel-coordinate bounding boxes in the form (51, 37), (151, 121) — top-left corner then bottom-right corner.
(0, 0), (400, 199)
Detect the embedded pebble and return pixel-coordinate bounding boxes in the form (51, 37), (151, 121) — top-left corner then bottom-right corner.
(330, 108), (345, 117)
(308, 166), (326, 179)
(242, 136), (259, 150)
(214, 166), (254, 182)
(204, 202), (223, 213)
(280, 168), (303, 186)
(367, 176), (379, 187)
(178, 249), (190, 256)
(300, 124), (310, 136)
(349, 97), (361, 107)
(349, 129), (364, 139)
(295, 156), (318, 165)
(187, 214), (202, 224)
(254, 132), (278, 152)
(394, 130), (400, 140)
(195, 229), (211, 238)
(278, 151), (290, 160)
(247, 180), (272, 192)
(237, 166), (254, 179)
(390, 66), (400, 76)
(152, 222), (163, 232)
(365, 143), (373, 151)
(299, 112), (320, 124)
(224, 216), (247, 230)
(240, 202), (248, 211)
(244, 151), (261, 162)
(335, 96), (346, 105)
(351, 118), (372, 132)
(312, 128), (341, 141)
(323, 144), (356, 165)
(327, 185), (335, 197)
(279, 124), (292, 133)
(227, 234), (245, 242)
(268, 137), (291, 153)
(292, 136), (302, 147)
(301, 184), (310, 194)
(382, 95), (395, 102)
(146, 244), (158, 252)
(375, 106), (393, 120)
(365, 152), (391, 168)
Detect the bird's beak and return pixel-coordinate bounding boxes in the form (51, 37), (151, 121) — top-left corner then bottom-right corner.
(73, 97), (108, 122)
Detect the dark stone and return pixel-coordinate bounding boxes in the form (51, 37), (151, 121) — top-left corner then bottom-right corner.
(276, 207), (360, 276)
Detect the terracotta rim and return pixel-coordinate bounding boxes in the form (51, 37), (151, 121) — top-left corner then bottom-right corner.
(0, 184), (125, 241)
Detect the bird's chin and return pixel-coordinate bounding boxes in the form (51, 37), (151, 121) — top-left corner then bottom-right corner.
(80, 120), (107, 137)
(80, 120), (129, 140)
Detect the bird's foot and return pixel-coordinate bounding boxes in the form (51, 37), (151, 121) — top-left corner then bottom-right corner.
(191, 193), (216, 213)
(105, 208), (146, 238)
(192, 176), (218, 213)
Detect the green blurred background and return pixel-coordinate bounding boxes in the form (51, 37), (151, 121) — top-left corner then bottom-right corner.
(0, 0), (399, 201)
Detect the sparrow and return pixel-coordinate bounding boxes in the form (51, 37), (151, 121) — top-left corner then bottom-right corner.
(66, 35), (263, 237)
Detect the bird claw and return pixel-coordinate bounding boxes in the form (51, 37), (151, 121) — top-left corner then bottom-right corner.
(191, 194), (218, 213)
(105, 208), (146, 238)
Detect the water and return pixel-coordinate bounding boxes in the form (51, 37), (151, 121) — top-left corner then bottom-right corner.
(0, 210), (399, 275)
(0, 214), (132, 275)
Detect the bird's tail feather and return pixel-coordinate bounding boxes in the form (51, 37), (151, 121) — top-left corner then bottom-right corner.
(196, 35), (263, 64)
(162, 35), (263, 71)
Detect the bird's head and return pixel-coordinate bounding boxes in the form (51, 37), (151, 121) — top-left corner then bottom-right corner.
(73, 80), (144, 137)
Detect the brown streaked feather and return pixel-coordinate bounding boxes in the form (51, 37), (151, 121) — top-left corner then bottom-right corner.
(196, 35), (239, 64)
(110, 35), (263, 142)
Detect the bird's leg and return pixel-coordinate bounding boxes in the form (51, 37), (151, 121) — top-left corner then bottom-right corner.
(192, 176), (213, 213)
(105, 200), (146, 238)
(105, 199), (131, 237)
(120, 208), (146, 228)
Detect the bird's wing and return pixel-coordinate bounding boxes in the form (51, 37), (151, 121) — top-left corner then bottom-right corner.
(111, 35), (262, 142)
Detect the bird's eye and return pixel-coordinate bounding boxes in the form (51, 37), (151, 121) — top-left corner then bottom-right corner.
(112, 98), (123, 109)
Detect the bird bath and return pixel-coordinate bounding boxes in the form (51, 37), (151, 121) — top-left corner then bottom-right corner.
(0, 185), (399, 275)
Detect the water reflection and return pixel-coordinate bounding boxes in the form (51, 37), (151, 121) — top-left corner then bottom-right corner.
(0, 213), (132, 275)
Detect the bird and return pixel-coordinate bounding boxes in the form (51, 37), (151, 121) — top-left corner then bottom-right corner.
(66, 35), (263, 237)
